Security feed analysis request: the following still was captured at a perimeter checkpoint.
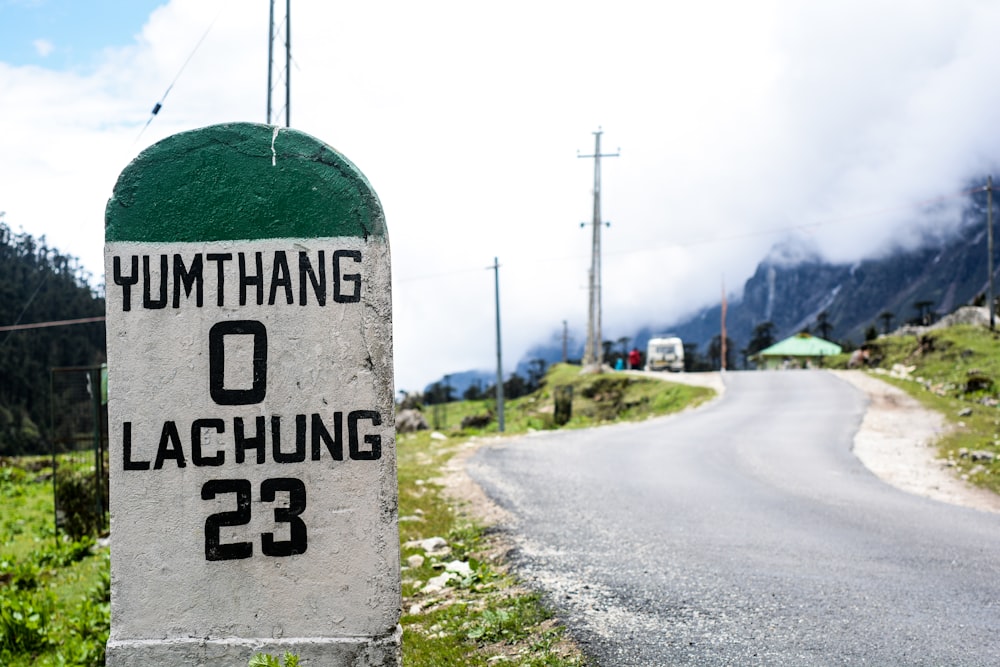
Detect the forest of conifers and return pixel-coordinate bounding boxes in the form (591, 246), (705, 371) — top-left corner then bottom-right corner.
(0, 219), (105, 455)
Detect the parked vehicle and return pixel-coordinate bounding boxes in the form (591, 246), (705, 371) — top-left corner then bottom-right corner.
(645, 336), (684, 372)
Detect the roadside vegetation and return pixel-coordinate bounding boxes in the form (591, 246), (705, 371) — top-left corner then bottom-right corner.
(397, 364), (712, 665)
(828, 323), (1000, 494)
(0, 363), (711, 666)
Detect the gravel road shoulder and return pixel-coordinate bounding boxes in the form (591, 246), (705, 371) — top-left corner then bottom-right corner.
(831, 369), (1000, 514)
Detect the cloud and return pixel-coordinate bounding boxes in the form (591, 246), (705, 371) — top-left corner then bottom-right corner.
(32, 39), (54, 57)
(2, 0), (1000, 392)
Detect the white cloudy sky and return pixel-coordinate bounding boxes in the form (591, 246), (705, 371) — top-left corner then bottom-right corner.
(3, 0), (1000, 392)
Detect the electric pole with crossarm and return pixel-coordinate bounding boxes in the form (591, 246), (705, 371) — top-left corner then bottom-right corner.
(578, 128), (619, 369)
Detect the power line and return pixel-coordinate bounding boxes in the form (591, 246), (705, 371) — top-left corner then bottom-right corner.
(393, 184), (982, 286)
(136, 3), (228, 142)
(0, 316), (105, 334)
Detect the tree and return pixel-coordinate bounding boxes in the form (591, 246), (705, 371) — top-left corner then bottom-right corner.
(526, 358), (547, 392)
(747, 321), (776, 356)
(503, 373), (529, 399)
(462, 381), (485, 401)
(878, 311), (894, 335)
(815, 311), (833, 340)
(914, 300), (935, 326)
(0, 220), (105, 455)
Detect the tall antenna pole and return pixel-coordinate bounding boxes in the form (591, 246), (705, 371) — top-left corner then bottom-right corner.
(285, 0), (291, 127)
(492, 257), (505, 432)
(266, 0), (291, 127)
(267, 0), (274, 124)
(578, 128), (619, 369)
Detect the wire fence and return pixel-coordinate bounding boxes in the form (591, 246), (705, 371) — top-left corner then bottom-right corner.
(50, 365), (108, 538)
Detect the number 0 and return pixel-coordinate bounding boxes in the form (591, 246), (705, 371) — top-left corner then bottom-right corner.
(208, 320), (267, 405)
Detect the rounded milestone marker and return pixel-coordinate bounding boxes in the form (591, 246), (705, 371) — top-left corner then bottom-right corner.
(104, 123), (400, 666)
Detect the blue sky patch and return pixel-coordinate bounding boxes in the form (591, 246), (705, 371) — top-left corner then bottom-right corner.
(0, 0), (165, 70)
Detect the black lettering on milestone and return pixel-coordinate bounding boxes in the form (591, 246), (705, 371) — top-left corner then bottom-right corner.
(348, 410), (382, 460)
(272, 415), (305, 463)
(239, 252), (264, 306)
(206, 253), (232, 306)
(310, 412), (343, 461)
(235, 416), (266, 464)
(173, 254), (204, 307)
(121, 422), (151, 470)
(269, 251), (294, 305)
(208, 320), (268, 406)
(113, 256), (139, 312)
(153, 421), (186, 469)
(299, 251), (326, 306)
(143, 255), (168, 309)
(333, 250), (362, 303)
(191, 418), (225, 466)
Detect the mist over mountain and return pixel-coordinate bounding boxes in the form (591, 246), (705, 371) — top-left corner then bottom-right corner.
(427, 186), (997, 392)
(638, 187), (995, 363)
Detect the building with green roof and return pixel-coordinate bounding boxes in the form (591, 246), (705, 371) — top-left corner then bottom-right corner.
(755, 333), (843, 369)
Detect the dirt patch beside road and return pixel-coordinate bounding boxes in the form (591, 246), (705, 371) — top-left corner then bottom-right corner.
(832, 370), (1000, 514)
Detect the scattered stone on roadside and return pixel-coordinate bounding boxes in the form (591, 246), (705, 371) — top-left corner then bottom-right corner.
(409, 604), (422, 615)
(399, 514), (425, 522)
(889, 363), (916, 379)
(405, 536), (449, 555)
(407, 554), (425, 569)
(430, 431), (447, 441)
(958, 448), (970, 458)
(970, 450), (996, 462)
(444, 560), (473, 576)
(421, 571), (458, 594)
(958, 407), (973, 417)
(396, 408), (429, 433)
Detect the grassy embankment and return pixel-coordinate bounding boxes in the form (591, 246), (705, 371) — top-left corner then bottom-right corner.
(0, 364), (712, 666)
(828, 323), (1000, 493)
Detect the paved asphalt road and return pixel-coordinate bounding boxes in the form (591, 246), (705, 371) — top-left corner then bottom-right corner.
(467, 370), (1000, 666)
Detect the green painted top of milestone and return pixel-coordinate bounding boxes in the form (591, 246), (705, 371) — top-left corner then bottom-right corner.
(106, 123), (385, 242)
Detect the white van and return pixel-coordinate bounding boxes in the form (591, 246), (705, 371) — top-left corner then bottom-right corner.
(646, 336), (684, 372)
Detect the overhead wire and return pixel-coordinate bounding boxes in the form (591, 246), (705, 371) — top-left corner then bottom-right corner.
(135, 2), (229, 143)
(394, 185), (986, 285)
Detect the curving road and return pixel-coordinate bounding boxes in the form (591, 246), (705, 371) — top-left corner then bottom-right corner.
(467, 370), (1000, 666)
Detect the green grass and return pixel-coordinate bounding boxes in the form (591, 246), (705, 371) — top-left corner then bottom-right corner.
(0, 456), (110, 667)
(836, 325), (1000, 494)
(0, 364), (712, 666)
(426, 363), (713, 435)
(397, 364), (714, 665)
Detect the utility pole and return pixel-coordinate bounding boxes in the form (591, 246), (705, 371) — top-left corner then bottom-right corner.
(492, 257), (505, 432)
(721, 277), (728, 372)
(562, 320), (568, 363)
(988, 175), (995, 331)
(578, 128), (619, 369)
(267, 0), (291, 127)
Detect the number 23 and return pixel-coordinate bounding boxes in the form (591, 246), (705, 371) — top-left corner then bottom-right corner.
(202, 478), (307, 561)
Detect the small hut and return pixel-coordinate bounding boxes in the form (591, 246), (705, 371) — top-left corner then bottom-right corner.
(755, 333), (842, 369)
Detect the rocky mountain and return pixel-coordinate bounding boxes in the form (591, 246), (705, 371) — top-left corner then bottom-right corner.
(429, 187), (997, 390)
(637, 189), (996, 362)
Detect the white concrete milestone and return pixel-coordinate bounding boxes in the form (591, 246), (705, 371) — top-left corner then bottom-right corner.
(104, 124), (400, 666)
